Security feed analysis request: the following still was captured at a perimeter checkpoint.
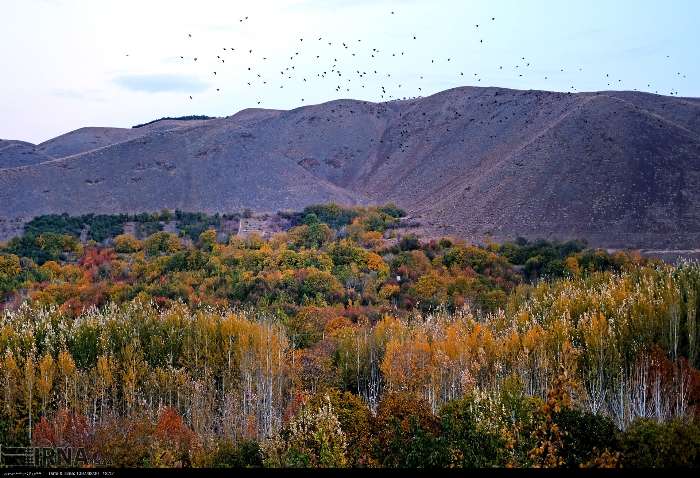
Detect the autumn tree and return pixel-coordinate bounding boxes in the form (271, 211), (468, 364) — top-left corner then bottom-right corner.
(263, 396), (347, 468)
(371, 392), (441, 467)
(143, 232), (181, 257)
(113, 234), (142, 253)
(0, 253), (21, 297)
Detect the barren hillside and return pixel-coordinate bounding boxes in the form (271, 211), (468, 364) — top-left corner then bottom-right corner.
(1, 86), (699, 248)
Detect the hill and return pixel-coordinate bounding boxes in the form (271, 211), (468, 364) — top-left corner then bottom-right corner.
(1, 86), (699, 248)
(0, 139), (54, 168)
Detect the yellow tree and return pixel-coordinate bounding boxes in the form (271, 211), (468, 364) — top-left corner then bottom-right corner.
(37, 353), (55, 413)
(57, 350), (77, 411)
(2, 350), (21, 424)
(96, 355), (114, 421)
(24, 352), (36, 442)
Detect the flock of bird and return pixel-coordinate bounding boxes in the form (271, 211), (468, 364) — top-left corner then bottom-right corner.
(126, 9), (687, 106)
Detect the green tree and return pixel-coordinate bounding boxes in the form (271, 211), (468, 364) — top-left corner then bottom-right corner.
(371, 392), (441, 468)
(0, 253), (22, 297)
(207, 439), (263, 468)
(552, 408), (619, 468)
(288, 223), (334, 250)
(263, 396), (348, 468)
(620, 419), (700, 468)
(113, 234), (142, 253)
(309, 390), (373, 467)
(198, 229), (218, 252)
(143, 232), (181, 257)
(436, 396), (508, 467)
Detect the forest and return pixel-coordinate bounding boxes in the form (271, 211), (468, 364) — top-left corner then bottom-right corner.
(0, 204), (699, 468)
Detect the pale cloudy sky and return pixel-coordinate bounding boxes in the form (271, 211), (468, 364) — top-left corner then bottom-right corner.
(1, 0), (697, 144)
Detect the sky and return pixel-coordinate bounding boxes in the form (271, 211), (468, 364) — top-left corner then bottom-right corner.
(1, 0), (698, 144)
